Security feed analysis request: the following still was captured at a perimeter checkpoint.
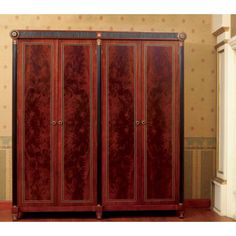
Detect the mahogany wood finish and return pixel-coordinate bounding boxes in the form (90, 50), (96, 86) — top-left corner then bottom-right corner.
(58, 40), (97, 206)
(142, 41), (180, 204)
(101, 40), (140, 206)
(12, 30), (185, 220)
(101, 41), (181, 211)
(17, 40), (57, 207)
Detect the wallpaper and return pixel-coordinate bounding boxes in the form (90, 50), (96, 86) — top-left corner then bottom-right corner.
(231, 14), (236, 37)
(0, 14), (216, 200)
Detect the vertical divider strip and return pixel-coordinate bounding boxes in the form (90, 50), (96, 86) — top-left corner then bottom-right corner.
(12, 40), (17, 206)
(97, 39), (102, 204)
(179, 44), (184, 204)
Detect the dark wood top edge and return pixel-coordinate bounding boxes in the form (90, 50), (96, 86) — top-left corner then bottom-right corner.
(10, 30), (187, 41)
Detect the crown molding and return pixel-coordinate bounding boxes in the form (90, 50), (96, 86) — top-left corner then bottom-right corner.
(213, 27), (230, 37)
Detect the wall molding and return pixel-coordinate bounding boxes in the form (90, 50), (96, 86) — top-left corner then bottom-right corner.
(215, 40), (229, 49)
(0, 136), (12, 149)
(184, 137), (216, 149)
(213, 26), (230, 37)
(1, 136), (217, 150)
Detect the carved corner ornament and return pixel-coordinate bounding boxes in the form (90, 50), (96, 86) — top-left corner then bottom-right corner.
(178, 32), (187, 41)
(10, 30), (19, 40)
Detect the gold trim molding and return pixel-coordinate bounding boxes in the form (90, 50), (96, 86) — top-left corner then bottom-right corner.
(213, 27), (229, 37)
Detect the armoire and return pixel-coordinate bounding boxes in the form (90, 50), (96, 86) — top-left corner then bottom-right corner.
(11, 30), (186, 220)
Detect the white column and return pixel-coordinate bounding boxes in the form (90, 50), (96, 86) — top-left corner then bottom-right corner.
(212, 15), (236, 219)
(226, 36), (236, 219)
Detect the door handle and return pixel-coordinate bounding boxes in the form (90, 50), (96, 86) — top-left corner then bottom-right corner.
(141, 120), (152, 125)
(136, 120), (141, 126)
(51, 120), (56, 126)
(57, 120), (63, 125)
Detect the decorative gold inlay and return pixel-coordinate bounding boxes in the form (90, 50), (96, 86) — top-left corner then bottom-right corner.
(51, 120), (56, 126)
(177, 32), (187, 41)
(10, 30), (19, 39)
(57, 120), (63, 125)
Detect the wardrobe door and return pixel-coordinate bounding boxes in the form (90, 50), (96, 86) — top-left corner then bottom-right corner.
(58, 40), (97, 205)
(101, 40), (141, 206)
(141, 41), (180, 204)
(17, 40), (57, 206)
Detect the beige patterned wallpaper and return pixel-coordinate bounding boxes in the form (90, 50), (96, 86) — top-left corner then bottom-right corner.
(231, 14), (236, 37)
(0, 14), (216, 200)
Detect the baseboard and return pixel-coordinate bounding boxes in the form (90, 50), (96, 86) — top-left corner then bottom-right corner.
(184, 199), (211, 208)
(0, 201), (12, 210)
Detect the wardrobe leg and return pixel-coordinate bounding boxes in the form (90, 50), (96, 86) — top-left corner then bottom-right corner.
(12, 206), (22, 221)
(178, 203), (184, 219)
(96, 204), (103, 220)
(178, 210), (184, 219)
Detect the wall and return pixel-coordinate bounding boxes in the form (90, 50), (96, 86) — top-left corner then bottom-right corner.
(0, 14), (216, 200)
(231, 14), (236, 37)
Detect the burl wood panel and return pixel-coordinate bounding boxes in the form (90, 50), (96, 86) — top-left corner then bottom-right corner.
(102, 41), (139, 203)
(23, 43), (54, 201)
(143, 44), (175, 201)
(60, 41), (96, 202)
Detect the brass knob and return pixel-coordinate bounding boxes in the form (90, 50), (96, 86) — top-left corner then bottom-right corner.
(136, 121), (140, 125)
(58, 120), (63, 125)
(51, 121), (56, 126)
(141, 121), (152, 125)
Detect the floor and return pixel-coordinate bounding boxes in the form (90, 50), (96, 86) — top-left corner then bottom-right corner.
(0, 207), (234, 222)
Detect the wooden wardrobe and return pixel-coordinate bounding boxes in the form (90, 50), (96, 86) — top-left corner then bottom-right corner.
(11, 30), (186, 220)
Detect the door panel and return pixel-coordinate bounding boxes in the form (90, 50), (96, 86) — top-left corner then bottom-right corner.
(142, 41), (180, 203)
(101, 40), (141, 205)
(17, 40), (57, 205)
(58, 40), (97, 204)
